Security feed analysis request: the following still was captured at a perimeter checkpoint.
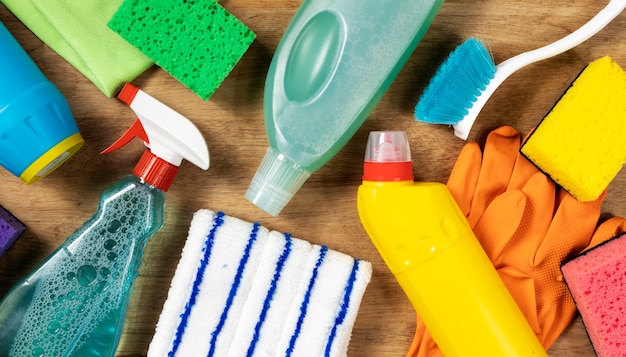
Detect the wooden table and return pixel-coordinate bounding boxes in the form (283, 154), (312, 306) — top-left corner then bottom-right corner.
(1, 1), (624, 355)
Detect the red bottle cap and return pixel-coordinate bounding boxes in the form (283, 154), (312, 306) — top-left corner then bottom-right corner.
(362, 131), (414, 182)
(363, 161), (414, 181)
(133, 150), (180, 192)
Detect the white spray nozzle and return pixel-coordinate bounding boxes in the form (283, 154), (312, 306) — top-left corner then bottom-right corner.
(102, 83), (209, 191)
(119, 83), (209, 169)
(105, 83), (209, 170)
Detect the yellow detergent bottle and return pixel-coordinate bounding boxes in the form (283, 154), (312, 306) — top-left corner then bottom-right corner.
(357, 131), (547, 357)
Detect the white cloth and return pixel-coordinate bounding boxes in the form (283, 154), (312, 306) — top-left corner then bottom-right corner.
(148, 209), (372, 357)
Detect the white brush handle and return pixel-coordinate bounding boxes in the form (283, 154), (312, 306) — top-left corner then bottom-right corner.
(453, 0), (626, 140)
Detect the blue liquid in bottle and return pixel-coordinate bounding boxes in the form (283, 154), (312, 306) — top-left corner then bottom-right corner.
(0, 176), (164, 356)
(0, 82), (208, 356)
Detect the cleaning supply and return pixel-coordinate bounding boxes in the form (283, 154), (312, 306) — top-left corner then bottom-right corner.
(0, 83), (209, 356)
(521, 56), (626, 202)
(414, 0), (626, 140)
(357, 131), (546, 357)
(408, 126), (623, 356)
(0, 0), (153, 97)
(245, 0), (444, 216)
(108, 0), (256, 100)
(0, 205), (26, 258)
(148, 209), (372, 357)
(0, 21), (83, 184)
(561, 227), (626, 357)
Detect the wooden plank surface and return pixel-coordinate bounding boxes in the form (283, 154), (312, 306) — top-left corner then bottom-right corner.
(1, 1), (625, 355)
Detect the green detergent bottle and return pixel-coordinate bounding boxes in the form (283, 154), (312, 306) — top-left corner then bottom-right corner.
(245, 0), (444, 216)
(0, 83), (209, 356)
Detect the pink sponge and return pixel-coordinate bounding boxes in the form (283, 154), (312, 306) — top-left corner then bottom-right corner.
(0, 206), (26, 257)
(561, 233), (626, 357)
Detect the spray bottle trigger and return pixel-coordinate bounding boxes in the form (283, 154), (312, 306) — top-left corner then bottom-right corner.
(101, 119), (150, 155)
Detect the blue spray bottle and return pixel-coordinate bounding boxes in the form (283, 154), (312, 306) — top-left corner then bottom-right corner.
(0, 83), (209, 356)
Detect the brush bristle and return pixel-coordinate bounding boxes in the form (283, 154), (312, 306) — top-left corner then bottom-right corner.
(415, 38), (496, 125)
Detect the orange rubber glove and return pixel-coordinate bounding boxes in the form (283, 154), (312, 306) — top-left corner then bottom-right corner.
(407, 126), (626, 357)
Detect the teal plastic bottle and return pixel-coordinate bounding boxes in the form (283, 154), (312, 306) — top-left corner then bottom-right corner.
(0, 84), (209, 356)
(0, 21), (84, 184)
(245, 0), (444, 216)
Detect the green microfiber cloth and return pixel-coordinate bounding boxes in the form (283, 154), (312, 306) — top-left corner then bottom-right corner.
(0, 0), (153, 97)
(108, 0), (256, 100)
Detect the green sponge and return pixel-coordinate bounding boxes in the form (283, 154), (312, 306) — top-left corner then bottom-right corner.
(108, 0), (256, 100)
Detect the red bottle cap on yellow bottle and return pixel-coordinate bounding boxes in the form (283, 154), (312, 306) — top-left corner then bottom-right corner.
(362, 131), (414, 182)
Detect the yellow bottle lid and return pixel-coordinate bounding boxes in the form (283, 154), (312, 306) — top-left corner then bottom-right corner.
(19, 133), (85, 184)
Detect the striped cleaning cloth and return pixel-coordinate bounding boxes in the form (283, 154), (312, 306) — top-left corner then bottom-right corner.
(148, 210), (372, 357)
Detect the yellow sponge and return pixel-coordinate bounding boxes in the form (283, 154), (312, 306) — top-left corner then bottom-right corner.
(521, 56), (626, 202)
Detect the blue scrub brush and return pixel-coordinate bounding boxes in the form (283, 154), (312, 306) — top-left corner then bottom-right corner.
(415, 0), (626, 140)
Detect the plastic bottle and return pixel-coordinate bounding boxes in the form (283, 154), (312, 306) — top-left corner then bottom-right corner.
(356, 131), (547, 357)
(245, 0), (444, 216)
(0, 83), (209, 357)
(0, 21), (84, 184)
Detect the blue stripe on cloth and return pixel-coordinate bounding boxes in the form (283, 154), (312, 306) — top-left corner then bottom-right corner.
(285, 245), (328, 357)
(246, 233), (293, 357)
(207, 221), (262, 357)
(324, 259), (360, 357)
(168, 211), (225, 357)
